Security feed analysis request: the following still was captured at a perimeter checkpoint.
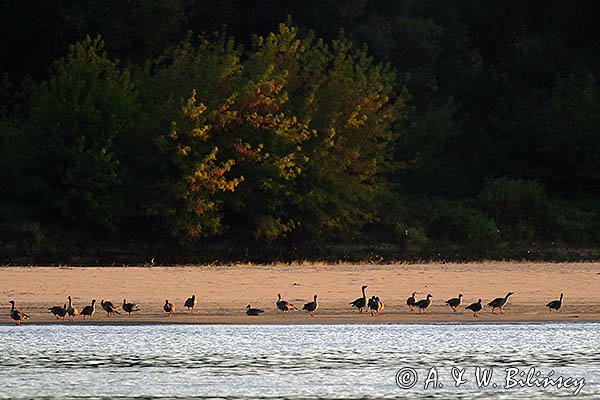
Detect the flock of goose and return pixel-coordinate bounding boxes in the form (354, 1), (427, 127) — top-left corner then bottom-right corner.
(7, 287), (565, 325)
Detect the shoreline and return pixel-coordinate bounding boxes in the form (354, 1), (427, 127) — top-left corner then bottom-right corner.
(4, 318), (599, 326)
(2, 262), (599, 325)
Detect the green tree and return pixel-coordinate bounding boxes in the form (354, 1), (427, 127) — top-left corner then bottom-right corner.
(26, 36), (137, 230)
(139, 31), (314, 240)
(246, 23), (404, 239)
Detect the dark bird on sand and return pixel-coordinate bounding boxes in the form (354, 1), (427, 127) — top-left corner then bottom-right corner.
(122, 299), (141, 315)
(9, 300), (29, 325)
(445, 293), (463, 312)
(164, 300), (175, 316)
(465, 299), (483, 317)
(246, 304), (264, 316)
(368, 296), (378, 315)
(350, 285), (368, 313)
(415, 294), (433, 313)
(81, 299), (96, 320)
(184, 294), (197, 312)
(406, 292), (417, 311)
(101, 300), (120, 317)
(302, 294), (319, 317)
(546, 293), (563, 312)
(49, 304), (67, 320)
(276, 293), (297, 317)
(487, 292), (513, 314)
(67, 296), (79, 321)
(375, 297), (384, 315)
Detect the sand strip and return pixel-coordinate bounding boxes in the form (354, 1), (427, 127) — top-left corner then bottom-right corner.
(1, 262), (599, 324)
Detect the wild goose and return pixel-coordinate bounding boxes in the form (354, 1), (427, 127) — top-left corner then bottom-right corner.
(445, 293), (463, 312)
(67, 296), (79, 321)
(465, 299), (483, 317)
(163, 300), (175, 317)
(122, 299), (141, 315)
(49, 304), (66, 319)
(184, 294), (197, 312)
(276, 293), (297, 317)
(415, 294), (433, 314)
(50, 304), (68, 320)
(57, 304), (68, 319)
(80, 299), (96, 320)
(487, 292), (514, 314)
(349, 285), (368, 313)
(406, 292), (417, 311)
(101, 300), (120, 317)
(246, 304), (264, 316)
(547, 293), (563, 312)
(368, 296), (378, 316)
(376, 297), (384, 316)
(9, 300), (29, 325)
(302, 295), (319, 317)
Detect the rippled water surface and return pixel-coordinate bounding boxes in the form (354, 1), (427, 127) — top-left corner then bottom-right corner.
(1, 323), (598, 399)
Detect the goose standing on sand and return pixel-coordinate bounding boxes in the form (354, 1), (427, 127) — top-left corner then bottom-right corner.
(67, 296), (79, 321)
(547, 293), (563, 312)
(466, 299), (483, 317)
(488, 292), (513, 314)
(49, 304), (67, 319)
(57, 304), (68, 319)
(350, 285), (368, 313)
(406, 292), (417, 311)
(276, 293), (297, 317)
(302, 295), (319, 317)
(246, 304), (264, 316)
(164, 300), (175, 317)
(184, 294), (197, 312)
(101, 300), (120, 317)
(376, 297), (384, 315)
(81, 299), (96, 320)
(415, 294), (433, 314)
(445, 293), (463, 312)
(49, 304), (68, 320)
(9, 300), (29, 325)
(122, 299), (141, 315)
(368, 296), (378, 316)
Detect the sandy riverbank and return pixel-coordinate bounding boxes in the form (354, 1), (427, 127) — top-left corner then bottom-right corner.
(1, 262), (599, 324)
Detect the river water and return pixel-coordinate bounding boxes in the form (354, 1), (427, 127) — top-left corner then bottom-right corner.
(0, 323), (598, 399)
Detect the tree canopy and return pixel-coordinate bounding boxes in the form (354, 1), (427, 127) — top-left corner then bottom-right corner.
(1, 1), (599, 261)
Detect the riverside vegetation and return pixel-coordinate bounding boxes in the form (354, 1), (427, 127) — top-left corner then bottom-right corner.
(1, 2), (599, 262)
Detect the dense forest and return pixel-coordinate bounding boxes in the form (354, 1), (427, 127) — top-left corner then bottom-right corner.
(1, 1), (600, 262)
